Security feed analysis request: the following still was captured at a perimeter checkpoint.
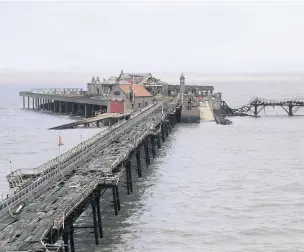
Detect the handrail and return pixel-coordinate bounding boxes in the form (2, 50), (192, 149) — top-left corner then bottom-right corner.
(31, 88), (83, 95)
(0, 102), (163, 219)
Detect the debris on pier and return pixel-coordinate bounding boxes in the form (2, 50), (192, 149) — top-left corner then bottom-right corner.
(213, 110), (232, 125)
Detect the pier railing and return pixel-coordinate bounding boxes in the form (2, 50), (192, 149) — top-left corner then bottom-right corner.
(31, 88), (83, 96)
(0, 102), (163, 219)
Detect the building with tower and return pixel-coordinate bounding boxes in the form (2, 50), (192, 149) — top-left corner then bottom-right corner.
(180, 73), (185, 96)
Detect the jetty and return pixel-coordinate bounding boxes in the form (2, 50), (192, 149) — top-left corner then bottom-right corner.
(0, 101), (177, 252)
(49, 112), (131, 130)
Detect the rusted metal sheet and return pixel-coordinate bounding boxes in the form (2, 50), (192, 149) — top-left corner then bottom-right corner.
(109, 101), (124, 113)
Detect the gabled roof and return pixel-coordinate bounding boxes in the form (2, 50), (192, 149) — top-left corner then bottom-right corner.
(119, 84), (152, 97)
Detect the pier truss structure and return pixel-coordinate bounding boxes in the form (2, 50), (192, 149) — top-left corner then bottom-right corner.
(221, 97), (304, 117)
(0, 101), (177, 252)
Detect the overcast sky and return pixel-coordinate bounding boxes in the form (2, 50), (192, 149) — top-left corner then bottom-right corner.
(1, 1), (304, 74)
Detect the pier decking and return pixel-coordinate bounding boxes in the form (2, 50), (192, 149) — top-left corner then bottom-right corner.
(0, 101), (177, 252)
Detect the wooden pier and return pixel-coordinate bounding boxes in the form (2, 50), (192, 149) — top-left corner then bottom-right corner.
(0, 101), (177, 252)
(49, 112), (131, 130)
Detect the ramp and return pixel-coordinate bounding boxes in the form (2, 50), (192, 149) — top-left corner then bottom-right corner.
(199, 100), (214, 121)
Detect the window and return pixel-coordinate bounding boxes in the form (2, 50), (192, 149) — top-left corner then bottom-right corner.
(138, 103), (141, 108)
(145, 101), (148, 106)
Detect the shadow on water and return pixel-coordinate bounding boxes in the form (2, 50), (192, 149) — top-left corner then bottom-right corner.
(73, 127), (181, 252)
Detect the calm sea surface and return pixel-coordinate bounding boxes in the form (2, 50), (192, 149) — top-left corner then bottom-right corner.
(1, 77), (304, 251)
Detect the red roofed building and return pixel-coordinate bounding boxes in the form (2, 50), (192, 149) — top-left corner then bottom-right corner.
(107, 84), (153, 113)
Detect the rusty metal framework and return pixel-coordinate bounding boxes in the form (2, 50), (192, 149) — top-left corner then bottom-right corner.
(221, 97), (304, 117)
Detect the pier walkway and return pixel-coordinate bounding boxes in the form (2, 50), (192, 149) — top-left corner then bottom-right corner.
(0, 101), (176, 252)
(199, 99), (214, 121)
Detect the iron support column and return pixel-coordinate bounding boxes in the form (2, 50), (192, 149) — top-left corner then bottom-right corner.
(72, 103), (75, 115)
(95, 192), (103, 238)
(91, 198), (99, 245)
(144, 139), (150, 166)
(115, 185), (121, 211)
(69, 226), (75, 252)
(23, 97), (25, 109)
(78, 103), (80, 116)
(151, 136), (156, 158)
(254, 104), (258, 116)
(288, 104), (293, 116)
(168, 122), (172, 132)
(161, 124), (165, 142)
(157, 134), (161, 149)
(62, 227), (69, 252)
(128, 161), (133, 193)
(125, 161), (131, 195)
(112, 185), (118, 216)
(136, 150), (142, 178)
(165, 123), (169, 137)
